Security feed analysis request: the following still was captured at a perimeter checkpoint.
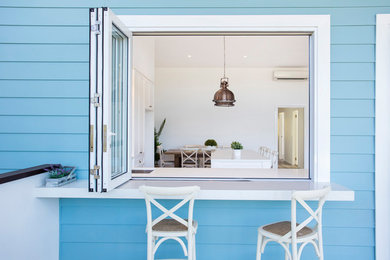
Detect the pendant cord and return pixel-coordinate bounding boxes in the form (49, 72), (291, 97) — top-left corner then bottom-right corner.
(223, 36), (226, 78)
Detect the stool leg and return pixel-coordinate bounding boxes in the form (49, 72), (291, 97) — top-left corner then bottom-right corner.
(256, 232), (263, 260)
(285, 243), (290, 260)
(318, 233), (324, 260)
(193, 233), (196, 260)
(291, 241), (298, 260)
(188, 234), (193, 260)
(147, 234), (153, 260)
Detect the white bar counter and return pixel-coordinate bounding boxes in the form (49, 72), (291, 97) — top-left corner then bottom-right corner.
(211, 149), (272, 168)
(35, 168), (354, 201)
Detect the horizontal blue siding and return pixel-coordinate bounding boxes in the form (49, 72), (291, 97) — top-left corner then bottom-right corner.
(0, 44), (89, 62)
(0, 81), (88, 98)
(0, 0), (383, 259)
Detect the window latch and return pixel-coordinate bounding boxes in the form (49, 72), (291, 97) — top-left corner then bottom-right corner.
(91, 93), (100, 107)
(91, 20), (101, 35)
(90, 165), (100, 180)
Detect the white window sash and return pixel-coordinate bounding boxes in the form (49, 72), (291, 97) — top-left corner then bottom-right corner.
(89, 8), (133, 192)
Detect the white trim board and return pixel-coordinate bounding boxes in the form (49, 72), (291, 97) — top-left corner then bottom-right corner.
(119, 15), (331, 182)
(375, 14), (390, 260)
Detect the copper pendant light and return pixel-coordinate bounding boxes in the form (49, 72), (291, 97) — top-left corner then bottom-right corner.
(213, 36), (236, 107)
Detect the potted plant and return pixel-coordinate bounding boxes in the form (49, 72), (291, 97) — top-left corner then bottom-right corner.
(45, 164), (77, 187)
(231, 141), (243, 159)
(204, 139), (218, 149)
(154, 118), (166, 164)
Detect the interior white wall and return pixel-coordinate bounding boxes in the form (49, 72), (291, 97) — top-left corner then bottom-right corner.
(133, 37), (155, 167)
(0, 175), (59, 260)
(279, 108), (305, 168)
(155, 68), (308, 152)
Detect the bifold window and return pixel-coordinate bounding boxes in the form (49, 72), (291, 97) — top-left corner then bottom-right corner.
(89, 8), (132, 192)
(89, 8), (329, 192)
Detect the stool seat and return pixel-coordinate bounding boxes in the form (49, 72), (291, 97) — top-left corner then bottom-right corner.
(153, 219), (198, 232)
(262, 221), (313, 237)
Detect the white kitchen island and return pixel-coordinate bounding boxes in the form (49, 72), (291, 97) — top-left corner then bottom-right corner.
(211, 149), (272, 168)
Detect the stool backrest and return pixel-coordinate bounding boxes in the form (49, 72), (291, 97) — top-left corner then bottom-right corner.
(281, 186), (331, 241)
(181, 148), (198, 167)
(139, 185), (200, 235)
(259, 146), (267, 156)
(201, 148), (212, 165)
(271, 150), (279, 168)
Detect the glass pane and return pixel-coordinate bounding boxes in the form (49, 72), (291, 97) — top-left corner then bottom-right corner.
(111, 25), (128, 179)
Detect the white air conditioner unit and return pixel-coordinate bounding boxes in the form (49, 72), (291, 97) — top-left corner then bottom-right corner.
(273, 69), (308, 80)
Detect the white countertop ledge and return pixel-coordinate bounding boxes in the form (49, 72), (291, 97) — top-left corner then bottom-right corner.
(34, 179), (354, 201)
(134, 168), (308, 179)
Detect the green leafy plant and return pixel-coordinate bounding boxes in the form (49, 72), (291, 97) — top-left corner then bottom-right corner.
(154, 118), (166, 162)
(231, 141), (243, 150)
(45, 164), (74, 179)
(204, 139), (218, 147)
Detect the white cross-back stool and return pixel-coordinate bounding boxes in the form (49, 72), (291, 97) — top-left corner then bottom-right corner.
(256, 186), (331, 260)
(157, 145), (175, 167)
(201, 148), (212, 168)
(270, 150), (279, 168)
(139, 185), (200, 260)
(181, 148), (198, 168)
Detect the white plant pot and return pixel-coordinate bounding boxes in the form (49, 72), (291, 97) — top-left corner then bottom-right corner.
(233, 149), (242, 159)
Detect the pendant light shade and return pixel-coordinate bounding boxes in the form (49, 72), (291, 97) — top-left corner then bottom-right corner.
(213, 77), (236, 107)
(213, 36), (236, 107)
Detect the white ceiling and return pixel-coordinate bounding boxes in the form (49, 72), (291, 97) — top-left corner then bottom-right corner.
(143, 36), (309, 68)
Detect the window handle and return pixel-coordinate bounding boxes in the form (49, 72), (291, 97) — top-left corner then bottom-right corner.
(90, 125), (94, 152)
(103, 125), (107, 152)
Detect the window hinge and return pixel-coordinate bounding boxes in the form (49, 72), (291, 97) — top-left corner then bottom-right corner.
(91, 93), (101, 107)
(90, 165), (100, 180)
(91, 20), (101, 35)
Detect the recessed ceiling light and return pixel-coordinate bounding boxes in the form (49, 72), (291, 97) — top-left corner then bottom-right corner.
(187, 54), (192, 58)
(243, 55), (248, 58)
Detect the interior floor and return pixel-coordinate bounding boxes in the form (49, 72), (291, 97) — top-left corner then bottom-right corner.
(278, 160), (298, 169)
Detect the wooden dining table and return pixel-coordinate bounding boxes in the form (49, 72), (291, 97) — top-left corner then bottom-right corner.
(164, 148), (212, 167)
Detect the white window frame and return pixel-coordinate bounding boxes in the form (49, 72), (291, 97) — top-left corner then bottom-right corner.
(89, 8), (133, 192)
(119, 15), (330, 183)
(375, 14), (390, 260)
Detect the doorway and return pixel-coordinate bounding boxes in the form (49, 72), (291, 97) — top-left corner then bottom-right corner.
(277, 107), (304, 169)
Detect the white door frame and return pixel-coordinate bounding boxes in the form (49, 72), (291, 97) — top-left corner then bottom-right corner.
(375, 14), (390, 260)
(119, 14), (330, 182)
(278, 112), (285, 161)
(275, 105), (308, 170)
(292, 109), (299, 166)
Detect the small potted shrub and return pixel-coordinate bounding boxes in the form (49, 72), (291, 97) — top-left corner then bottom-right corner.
(231, 141), (243, 159)
(45, 164), (77, 187)
(204, 139), (218, 149)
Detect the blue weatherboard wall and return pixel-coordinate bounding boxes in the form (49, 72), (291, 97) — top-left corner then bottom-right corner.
(0, 0), (384, 259)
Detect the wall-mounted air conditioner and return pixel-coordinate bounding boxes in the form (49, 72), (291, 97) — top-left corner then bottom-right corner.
(273, 69), (308, 80)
